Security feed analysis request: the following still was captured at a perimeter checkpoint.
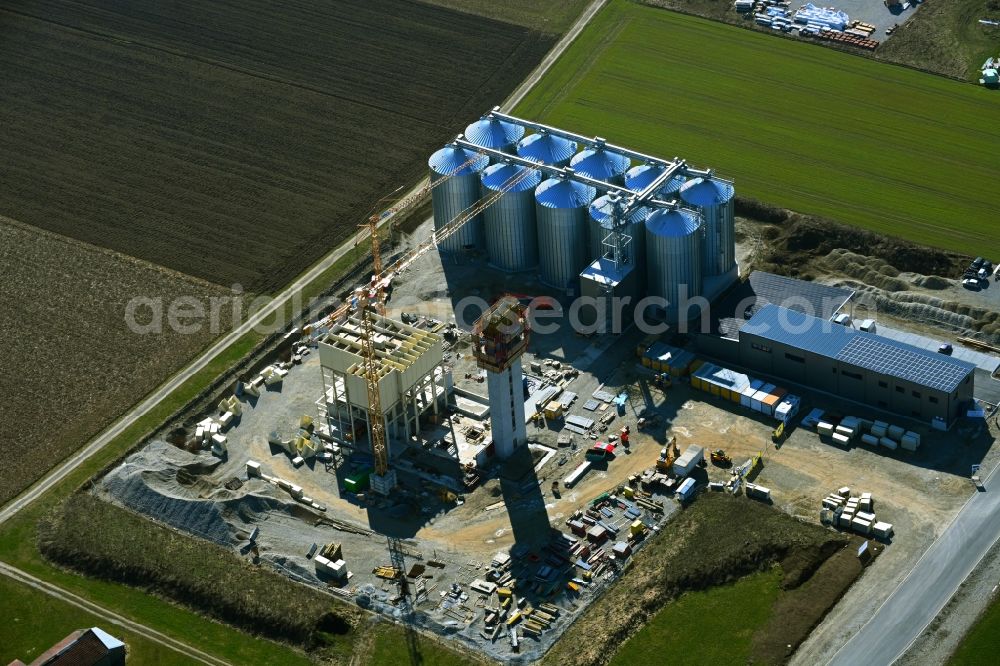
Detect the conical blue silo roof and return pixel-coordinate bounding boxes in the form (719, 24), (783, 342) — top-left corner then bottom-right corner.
(481, 162), (542, 193)
(517, 133), (578, 166)
(679, 177), (735, 206)
(625, 164), (687, 195)
(660, 174), (687, 195)
(429, 145), (489, 177)
(646, 208), (701, 238)
(589, 194), (650, 228)
(535, 178), (596, 208)
(570, 147), (631, 181)
(464, 117), (525, 151)
(625, 164), (664, 191)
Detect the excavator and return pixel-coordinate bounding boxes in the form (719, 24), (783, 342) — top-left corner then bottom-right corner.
(710, 449), (732, 466)
(656, 436), (680, 473)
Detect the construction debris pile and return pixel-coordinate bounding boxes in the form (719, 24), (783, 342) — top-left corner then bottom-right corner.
(735, 1), (880, 49)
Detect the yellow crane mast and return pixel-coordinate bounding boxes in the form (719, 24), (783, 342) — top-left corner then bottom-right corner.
(339, 160), (535, 494)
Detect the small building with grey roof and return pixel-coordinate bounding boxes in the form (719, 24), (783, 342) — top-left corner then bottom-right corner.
(739, 304), (975, 426)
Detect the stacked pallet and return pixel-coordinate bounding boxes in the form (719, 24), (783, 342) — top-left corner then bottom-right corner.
(821, 487), (893, 539)
(818, 30), (878, 50)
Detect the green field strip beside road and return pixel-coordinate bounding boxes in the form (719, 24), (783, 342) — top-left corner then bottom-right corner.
(0, 576), (197, 666)
(950, 592), (1000, 665)
(515, 1), (1000, 260)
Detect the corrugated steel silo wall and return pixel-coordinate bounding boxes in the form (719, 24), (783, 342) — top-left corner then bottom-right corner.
(700, 198), (736, 276)
(431, 170), (483, 251)
(483, 188), (538, 272)
(646, 224), (703, 320)
(537, 204), (588, 288)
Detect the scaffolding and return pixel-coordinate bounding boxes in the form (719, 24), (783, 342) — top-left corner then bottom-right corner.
(471, 296), (530, 374)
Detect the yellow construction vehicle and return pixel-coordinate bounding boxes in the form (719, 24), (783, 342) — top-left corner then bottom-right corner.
(373, 566), (402, 580)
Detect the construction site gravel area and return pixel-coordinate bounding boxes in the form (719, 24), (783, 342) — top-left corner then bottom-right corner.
(88, 214), (1000, 663)
(0, 0), (555, 292)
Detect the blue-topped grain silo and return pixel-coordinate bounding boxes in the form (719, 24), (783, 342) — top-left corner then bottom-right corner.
(570, 143), (631, 185)
(624, 163), (686, 197)
(678, 177), (736, 278)
(534, 177), (596, 289)
(588, 194), (650, 266)
(645, 208), (703, 322)
(481, 162), (543, 272)
(516, 131), (578, 167)
(428, 145), (491, 252)
(464, 116), (525, 159)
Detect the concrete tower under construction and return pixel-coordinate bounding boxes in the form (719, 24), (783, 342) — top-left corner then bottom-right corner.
(472, 296), (530, 459)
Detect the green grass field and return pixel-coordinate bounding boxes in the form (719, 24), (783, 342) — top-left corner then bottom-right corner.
(365, 624), (481, 666)
(0, 576), (194, 665)
(950, 593), (1000, 665)
(610, 568), (783, 666)
(515, 0), (1000, 259)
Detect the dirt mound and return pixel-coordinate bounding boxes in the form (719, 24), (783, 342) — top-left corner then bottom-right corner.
(39, 494), (363, 649)
(748, 211), (966, 279)
(909, 274), (953, 290)
(820, 249), (910, 292)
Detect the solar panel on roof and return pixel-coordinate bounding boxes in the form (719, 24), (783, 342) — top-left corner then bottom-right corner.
(744, 304), (975, 393)
(835, 336), (972, 393)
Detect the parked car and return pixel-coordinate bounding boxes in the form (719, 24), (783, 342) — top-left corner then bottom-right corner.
(938, 343), (953, 355)
(963, 278), (981, 290)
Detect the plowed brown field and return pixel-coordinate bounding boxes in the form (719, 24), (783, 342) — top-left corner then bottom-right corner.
(0, 0), (554, 292)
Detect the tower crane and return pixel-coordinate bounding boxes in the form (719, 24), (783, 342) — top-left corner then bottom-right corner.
(333, 159), (534, 494)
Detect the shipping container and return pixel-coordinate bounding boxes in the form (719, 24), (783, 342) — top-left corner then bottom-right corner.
(677, 477), (697, 502)
(887, 425), (905, 440)
(860, 434), (879, 447)
(672, 445), (705, 477)
(564, 461), (592, 488)
(741, 379), (764, 408)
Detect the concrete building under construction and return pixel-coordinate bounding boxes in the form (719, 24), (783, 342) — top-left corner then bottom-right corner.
(472, 296), (531, 459)
(318, 315), (450, 459)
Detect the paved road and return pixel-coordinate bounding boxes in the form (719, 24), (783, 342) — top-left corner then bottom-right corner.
(0, 562), (231, 666)
(828, 462), (1000, 665)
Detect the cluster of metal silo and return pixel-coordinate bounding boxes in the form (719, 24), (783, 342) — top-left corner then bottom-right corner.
(517, 131), (577, 167)
(480, 162), (543, 272)
(570, 144), (631, 184)
(427, 116), (739, 318)
(534, 177), (596, 288)
(646, 208), (703, 322)
(678, 177), (736, 278)
(428, 145), (491, 252)
(588, 194), (650, 267)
